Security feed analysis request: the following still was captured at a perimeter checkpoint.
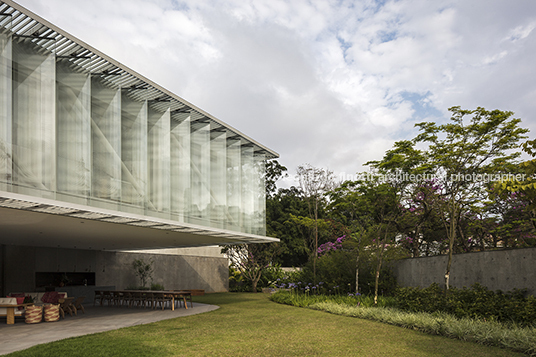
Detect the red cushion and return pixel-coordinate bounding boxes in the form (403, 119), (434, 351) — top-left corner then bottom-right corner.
(10, 293), (25, 297)
(57, 293), (65, 299)
(41, 291), (60, 304)
(16, 297), (25, 310)
(7, 296), (26, 310)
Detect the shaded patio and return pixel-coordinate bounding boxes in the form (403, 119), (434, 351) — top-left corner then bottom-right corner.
(0, 303), (219, 355)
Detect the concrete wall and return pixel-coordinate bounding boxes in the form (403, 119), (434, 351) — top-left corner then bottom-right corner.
(133, 246), (224, 258)
(393, 247), (536, 295)
(96, 250), (228, 292)
(0, 245), (228, 296)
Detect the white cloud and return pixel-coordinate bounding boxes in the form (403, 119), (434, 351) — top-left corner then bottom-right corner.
(504, 21), (536, 42)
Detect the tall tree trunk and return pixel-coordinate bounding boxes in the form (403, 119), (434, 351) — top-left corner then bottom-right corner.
(374, 229), (388, 305)
(252, 271), (261, 293)
(313, 200), (318, 284)
(413, 225), (421, 257)
(444, 204), (457, 292)
(355, 250), (359, 294)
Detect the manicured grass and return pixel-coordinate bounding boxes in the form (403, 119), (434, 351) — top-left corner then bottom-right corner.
(6, 293), (524, 357)
(271, 291), (536, 355)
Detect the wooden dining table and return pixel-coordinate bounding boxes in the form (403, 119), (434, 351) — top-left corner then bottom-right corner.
(105, 290), (192, 310)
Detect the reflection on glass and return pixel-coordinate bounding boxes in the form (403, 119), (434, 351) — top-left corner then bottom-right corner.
(56, 59), (91, 199)
(148, 104), (171, 215)
(0, 22), (267, 236)
(0, 31), (12, 190)
(12, 39), (56, 198)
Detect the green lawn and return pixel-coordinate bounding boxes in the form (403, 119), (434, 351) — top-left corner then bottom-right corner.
(7, 293), (523, 357)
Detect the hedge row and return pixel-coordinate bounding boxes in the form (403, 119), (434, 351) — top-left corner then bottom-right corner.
(395, 283), (536, 326)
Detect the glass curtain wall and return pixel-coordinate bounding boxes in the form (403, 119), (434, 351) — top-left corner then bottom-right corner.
(0, 18), (268, 235)
(190, 121), (210, 226)
(226, 138), (241, 231)
(56, 59), (91, 204)
(241, 145), (255, 234)
(147, 104), (171, 217)
(0, 29), (11, 191)
(170, 113), (190, 222)
(121, 90), (147, 213)
(210, 129), (226, 229)
(12, 38), (56, 198)
(254, 153), (266, 236)
(91, 76), (121, 208)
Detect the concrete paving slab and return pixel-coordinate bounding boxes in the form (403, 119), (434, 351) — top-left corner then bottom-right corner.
(0, 303), (219, 355)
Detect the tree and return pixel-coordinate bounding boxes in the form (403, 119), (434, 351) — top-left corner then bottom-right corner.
(396, 180), (446, 257)
(366, 140), (435, 258)
(296, 164), (336, 282)
(329, 179), (375, 294)
(265, 160), (288, 198)
(329, 177), (403, 303)
(221, 243), (280, 292)
(132, 258), (154, 288)
(265, 160), (310, 267)
(266, 186), (310, 266)
(499, 139), (536, 229)
(414, 106), (529, 290)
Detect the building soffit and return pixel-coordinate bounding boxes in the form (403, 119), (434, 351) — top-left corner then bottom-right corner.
(0, 191), (279, 251)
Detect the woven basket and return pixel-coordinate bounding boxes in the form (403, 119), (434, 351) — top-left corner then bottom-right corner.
(25, 305), (43, 324)
(44, 304), (60, 322)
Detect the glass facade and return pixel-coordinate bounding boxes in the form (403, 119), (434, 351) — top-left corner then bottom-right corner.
(0, 4), (273, 236)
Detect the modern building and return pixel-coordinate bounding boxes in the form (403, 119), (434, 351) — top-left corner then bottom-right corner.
(0, 0), (278, 296)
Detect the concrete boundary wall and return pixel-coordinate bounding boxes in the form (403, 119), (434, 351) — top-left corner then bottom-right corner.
(392, 247), (536, 295)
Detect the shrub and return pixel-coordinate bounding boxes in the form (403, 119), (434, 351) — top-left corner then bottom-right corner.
(258, 264), (287, 288)
(150, 283), (165, 291)
(308, 301), (536, 356)
(395, 283), (536, 327)
(298, 250), (398, 296)
(270, 290), (396, 308)
(228, 266), (253, 292)
(125, 285), (150, 290)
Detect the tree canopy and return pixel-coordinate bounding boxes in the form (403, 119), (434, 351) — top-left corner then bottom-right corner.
(235, 106), (534, 294)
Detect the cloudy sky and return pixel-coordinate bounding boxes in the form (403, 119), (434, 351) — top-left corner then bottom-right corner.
(13, 0), (536, 185)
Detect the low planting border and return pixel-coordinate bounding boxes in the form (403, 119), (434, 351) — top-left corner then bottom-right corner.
(271, 291), (536, 356)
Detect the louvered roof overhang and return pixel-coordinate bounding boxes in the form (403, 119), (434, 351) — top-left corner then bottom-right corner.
(0, 0), (278, 159)
(0, 0), (280, 250)
(0, 191), (279, 251)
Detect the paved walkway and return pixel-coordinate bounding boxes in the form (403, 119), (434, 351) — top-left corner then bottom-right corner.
(0, 303), (219, 355)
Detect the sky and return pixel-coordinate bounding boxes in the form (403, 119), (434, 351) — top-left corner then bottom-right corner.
(12, 0), (536, 186)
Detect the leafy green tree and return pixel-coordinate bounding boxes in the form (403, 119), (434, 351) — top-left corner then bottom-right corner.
(366, 139), (442, 258)
(329, 179), (375, 294)
(414, 106), (529, 290)
(221, 243), (281, 293)
(328, 177), (403, 303)
(267, 185), (311, 266)
(265, 160), (288, 198)
(499, 139), (536, 230)
(490, 150), (536, 248)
